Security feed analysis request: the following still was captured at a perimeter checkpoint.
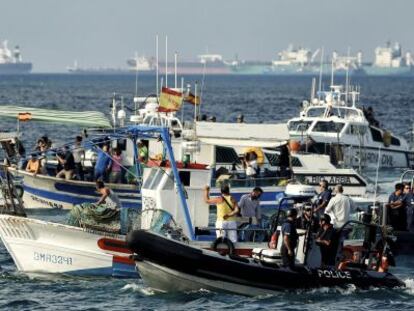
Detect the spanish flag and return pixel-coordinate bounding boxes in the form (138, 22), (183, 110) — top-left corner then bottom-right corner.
(184, 92), (200, 105)
(18, 112), (32, 121)
(159, 87), (183, 112)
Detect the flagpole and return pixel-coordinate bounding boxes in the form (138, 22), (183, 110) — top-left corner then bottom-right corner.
(156, 35), (159, 98)
(194, 82), (198, 121)
(165, 36), (168, 88)
(174, 51), (178, 89)
(181, 77), (184, 123)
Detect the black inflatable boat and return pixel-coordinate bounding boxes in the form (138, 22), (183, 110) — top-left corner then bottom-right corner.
(127, 229), (405, 296)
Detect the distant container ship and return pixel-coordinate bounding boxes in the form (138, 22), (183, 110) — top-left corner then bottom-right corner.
(362, 42), (414, 76)
(265, 45), (365, 76)
(0, 40), (32, 74)
(126, 54), (232, 75)
(66, 60), (133, 75)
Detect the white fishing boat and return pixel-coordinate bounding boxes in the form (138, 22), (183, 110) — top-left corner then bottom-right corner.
(0, 215), (136, 277)
(0, 125), (173, 277)
(288, 85), (414, 169)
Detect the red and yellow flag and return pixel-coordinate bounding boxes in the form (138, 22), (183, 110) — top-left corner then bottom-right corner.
(18, 112), (32, 121)
(183, 92), (200, 105)
(159, 87), (183, 112)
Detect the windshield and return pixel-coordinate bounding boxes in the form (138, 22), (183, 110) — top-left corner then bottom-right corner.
(288, 120), (313, 132)
(312, 121), (345, 133)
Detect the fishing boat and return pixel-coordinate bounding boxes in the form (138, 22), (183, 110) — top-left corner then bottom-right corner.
(0, 125), (175, 277)
(287, 85), (414, 169)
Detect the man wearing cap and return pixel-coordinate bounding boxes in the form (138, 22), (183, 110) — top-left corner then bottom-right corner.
(316, 214), (336, 266)
(297, 204), (319, 233)
(281, 208), (299, 269)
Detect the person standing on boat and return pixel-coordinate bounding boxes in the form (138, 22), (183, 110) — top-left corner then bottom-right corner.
(386, 183), (408, 231)
(238, 187), (263, 225)
(325, 184), (355, 229)
(203, 184), (239, 243)
(137, 140), (149, 164)
(94, 145), (112, 182)
(281, 208), (299, 269)
(109, 148), (123, 184)
(314, 180), (332, 216)
(56, 146), (75, 180)
(403, 183), (414, 232)
(95, 181), (122, 209)
(315, 214), (336, 266)
(72, 136), (85, 181)
(297, 205), (319, 233)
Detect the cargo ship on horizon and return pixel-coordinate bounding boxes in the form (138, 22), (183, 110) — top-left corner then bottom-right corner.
(0, 40), (32, 74)
(362, 41), (414, 76)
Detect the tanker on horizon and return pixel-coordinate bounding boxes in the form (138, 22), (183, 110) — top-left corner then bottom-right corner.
(0, 40), (32, 74)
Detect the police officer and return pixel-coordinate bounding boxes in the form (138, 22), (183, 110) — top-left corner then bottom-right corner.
(316, 214), (336, 266)
(281, 208), (299, 269)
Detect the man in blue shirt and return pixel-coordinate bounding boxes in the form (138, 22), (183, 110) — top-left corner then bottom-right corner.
(281, 208), (298, 269)
(94, 145), (112, 182)
(314, 180), (332, 216)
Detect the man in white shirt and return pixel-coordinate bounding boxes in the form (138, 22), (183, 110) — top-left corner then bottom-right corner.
(325, 184), (355, 229)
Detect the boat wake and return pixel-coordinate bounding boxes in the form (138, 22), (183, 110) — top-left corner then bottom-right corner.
(402, 278), (414, 295)
(121, 282), (156, 296)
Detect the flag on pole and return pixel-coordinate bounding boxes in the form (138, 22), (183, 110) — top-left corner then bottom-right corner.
(158, 87), (183, 112)
(18, 112), (32, 121)
(183, 92), (200, 105)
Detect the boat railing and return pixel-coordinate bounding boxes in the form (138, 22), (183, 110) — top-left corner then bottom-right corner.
(195, 226), (271, 243)
(212, 176), (288, 188)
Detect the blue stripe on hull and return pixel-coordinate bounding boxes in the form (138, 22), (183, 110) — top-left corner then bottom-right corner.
(24, 185), (141, 209)
(54, 182), (139, 196)
(65, 264), (138, 278)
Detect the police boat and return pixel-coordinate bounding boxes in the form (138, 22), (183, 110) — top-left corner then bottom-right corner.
(127, 218), (405, 296)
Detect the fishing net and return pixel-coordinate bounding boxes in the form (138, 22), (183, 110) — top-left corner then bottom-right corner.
(67, 202), (121, 233)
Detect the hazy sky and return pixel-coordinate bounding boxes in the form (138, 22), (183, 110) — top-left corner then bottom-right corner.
(1, 0), (413, 72)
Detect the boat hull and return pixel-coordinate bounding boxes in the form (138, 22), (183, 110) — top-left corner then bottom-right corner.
(0, 215), (137, 277)
(128, 230), (405, 295)
(10, 168), (140, 209)
(137, 260), (275, 296)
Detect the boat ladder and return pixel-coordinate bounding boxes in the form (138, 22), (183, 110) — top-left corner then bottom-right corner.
(0, 166), (26, 216)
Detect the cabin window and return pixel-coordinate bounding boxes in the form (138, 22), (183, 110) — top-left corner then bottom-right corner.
(369, 127), (383, 142)
(312, 121), (344, 133)
(265, 153), (279, 166)
(142, 169), (157, 189)
(215, 146), (240, 164)
(347, 125), (367, 136)
(288, 120), (313, 132)
(164, 174), (175, 189)
(290, 157), (302, 167)
(391, 136), (400, 146)
(149, 170), (164, 190)
(306, 107), (325, 117)
(117, 139), (127, 151)
(179, 171), (191, 186)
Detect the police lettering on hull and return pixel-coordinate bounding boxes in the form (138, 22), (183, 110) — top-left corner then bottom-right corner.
(317, 269), (352, 279)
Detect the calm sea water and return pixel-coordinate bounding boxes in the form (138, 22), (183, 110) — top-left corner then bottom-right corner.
(1, 74), (414, 310)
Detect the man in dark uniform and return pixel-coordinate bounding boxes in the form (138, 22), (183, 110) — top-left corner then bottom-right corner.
(386, 183), (408, 231)
(297, 205), (319, 233)
(316, 214), (336, 266)
(314, 180), (332, 216)
(281, 208), (299, 269)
